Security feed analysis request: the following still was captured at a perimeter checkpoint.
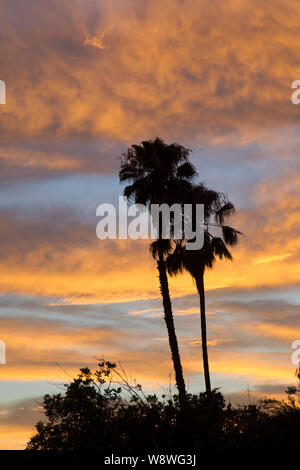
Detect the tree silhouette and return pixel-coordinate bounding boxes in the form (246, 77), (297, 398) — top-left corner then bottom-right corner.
(166, 184), (242, 394)
(119, 138), (196, 407)
(27, 362), (300, 451)
(26, 361), (226, 451)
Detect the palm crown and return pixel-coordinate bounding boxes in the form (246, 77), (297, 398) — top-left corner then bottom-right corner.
(119, 137), (197, 207)
(166, 184), (242, 278)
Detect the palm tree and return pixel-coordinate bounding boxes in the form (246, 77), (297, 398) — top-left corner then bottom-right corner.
(119, 138), (197, 407)
(166, 184), (242, 395)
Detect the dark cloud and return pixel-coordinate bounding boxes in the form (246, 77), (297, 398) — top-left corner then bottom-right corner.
(0, 397), (42, 428)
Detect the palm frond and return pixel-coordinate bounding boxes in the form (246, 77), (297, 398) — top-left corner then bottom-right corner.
(150, 239), (173, 260)
(214, 202), (235, 224)
(165, 241), (185, 276)
(176, 162), (197, 180)
(222, 226), (242, 246)
(211, 237), (233, 260)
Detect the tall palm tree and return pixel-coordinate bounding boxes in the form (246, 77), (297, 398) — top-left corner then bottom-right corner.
(119, 138), (197, 407)
(166, 184), (242, 395)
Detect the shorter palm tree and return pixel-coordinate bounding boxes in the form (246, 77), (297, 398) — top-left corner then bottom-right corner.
(166, 184), (242, 394)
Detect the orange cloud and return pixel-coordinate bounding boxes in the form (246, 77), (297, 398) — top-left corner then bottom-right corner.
(0, 425), (33, 450)
(1, 0), (300, 148)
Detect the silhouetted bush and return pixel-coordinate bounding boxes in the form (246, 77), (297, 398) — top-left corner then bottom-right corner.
(27, 361), (300, 451)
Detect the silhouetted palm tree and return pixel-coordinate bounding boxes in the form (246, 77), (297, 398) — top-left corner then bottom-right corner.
(166, 184), (242, 394)
(119, 138), (196, 407)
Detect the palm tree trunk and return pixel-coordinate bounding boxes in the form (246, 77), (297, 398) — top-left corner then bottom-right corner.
(157, 250), (187, 408)
(196, 274), (211, 395)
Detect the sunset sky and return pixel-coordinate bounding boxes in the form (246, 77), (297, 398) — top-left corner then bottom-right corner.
(0, 0), (300, 449)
